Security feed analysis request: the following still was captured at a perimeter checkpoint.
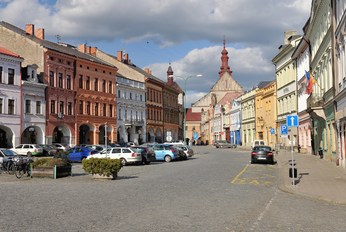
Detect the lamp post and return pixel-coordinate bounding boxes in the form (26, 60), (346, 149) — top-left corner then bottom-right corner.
(181, 74), (202, 145)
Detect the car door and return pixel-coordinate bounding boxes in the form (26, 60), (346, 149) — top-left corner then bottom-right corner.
(70, 148), (83, 162)
(153, 145), (165, 160)
(109, 148), (122, 159)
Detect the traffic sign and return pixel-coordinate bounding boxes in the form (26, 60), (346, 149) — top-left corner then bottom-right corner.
(287, 115), (299, 127)
(280, 124), (288, 135)
(270, 128), (275, 134)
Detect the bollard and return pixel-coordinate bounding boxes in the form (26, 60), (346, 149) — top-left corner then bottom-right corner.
(289, 159), (297, 184)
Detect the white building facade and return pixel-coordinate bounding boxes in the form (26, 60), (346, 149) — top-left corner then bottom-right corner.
(334, 0), (346, 167)
(116, 75), (146, 145)
(0, 47), (23, 148)
(230, 97), (242, 145)
(21, 64), (47, 145)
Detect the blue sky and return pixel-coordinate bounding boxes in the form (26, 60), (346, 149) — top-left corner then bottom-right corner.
(0, 0), (311, 106)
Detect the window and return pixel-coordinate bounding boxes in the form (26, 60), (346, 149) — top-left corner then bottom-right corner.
(103, 104), (106, 116)
(67, 75), (71, 89)
(95, 103), (99, 116)
(102, 80), (106, 92)
(8, 99), (14, 114)
(58, 73), (63, 88)
(94, 78), (98, 91)
(25, 100), (31, 114)
(79, 75), (83, 88)
(130, 92), (132, 100)
(0, 98), (2, 114)
(8, 68), (14, 85)
(119, 109), (122, 119)
(109, 81), (112, 94)
(59, 101), (64, 114)
(109, 105), (113, 117)
(86, 76), (90, 90)
(36, 101), (41, 114)
(118, 90), (121, 98)
(49, 71), (54, 87)
(68, 102), (72, 115)
(125, 109), (127, 120)
(86, 101), (90, 114)
(140, 95), (143, 101)
(0, 66), (2, 83)
(50, 100), (55, 114)
(79, 101), (83, 114)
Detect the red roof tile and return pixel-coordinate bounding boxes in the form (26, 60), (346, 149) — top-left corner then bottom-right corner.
(186, 108), (201, 121)
(0, 46), (21, 58)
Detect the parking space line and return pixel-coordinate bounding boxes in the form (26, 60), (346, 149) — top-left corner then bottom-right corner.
(231, 164), (249, 184)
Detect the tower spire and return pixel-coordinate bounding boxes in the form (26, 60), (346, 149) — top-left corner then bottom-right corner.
(167, 63), (174, 85)
(219, 38), (232, 78)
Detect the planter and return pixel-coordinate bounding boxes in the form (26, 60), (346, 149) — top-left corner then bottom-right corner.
(91, 172), (117, 180)
(31, 165), (72, 179)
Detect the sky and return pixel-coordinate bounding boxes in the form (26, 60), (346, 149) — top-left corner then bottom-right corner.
(0, 0), (311, 106)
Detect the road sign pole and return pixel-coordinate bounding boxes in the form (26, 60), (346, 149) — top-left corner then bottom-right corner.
(290, 129), (295, 187)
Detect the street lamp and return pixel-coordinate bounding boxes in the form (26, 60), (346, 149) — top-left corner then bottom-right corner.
(174, 74), (203, 145)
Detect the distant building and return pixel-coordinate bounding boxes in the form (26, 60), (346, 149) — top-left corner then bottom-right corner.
(192, 40), (243, 145)
(0, 47), (23, 148)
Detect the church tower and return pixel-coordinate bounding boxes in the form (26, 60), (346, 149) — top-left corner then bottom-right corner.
(219, 39), (232, 78)
(167, 63), (174, 86)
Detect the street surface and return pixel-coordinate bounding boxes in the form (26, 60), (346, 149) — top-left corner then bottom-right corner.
(1, 146), (346, 231)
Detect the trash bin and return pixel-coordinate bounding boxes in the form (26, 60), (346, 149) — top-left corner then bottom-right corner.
(289, 167), (297, 178)
(318, 147), (323, 159)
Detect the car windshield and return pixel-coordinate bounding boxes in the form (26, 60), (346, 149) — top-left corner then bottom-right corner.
(1, 149), (16, 156)
(254, 146), (271, 152)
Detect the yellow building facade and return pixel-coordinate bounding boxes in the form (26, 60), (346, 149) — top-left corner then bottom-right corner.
(255, 81), (277, 147)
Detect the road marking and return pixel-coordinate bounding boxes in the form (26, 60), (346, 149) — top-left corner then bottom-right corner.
(231, 164), (249, 184)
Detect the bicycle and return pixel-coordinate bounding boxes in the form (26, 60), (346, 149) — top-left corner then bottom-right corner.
(0, 158), (15, 175)
(13, 157), (33, 179)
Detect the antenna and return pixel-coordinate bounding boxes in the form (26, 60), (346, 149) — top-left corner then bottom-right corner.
(55, 34), (61, 43)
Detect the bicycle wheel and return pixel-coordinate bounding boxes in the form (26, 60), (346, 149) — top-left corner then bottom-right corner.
(15, 165), (24, 179)
(7, 163), (15, 175)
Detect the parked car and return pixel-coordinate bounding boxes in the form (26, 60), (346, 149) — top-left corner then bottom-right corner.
(87, 147), (142, 166)
(251, 145), (275, 164)
(252, 140), (265, 149)
(85, 144), (108, 152)
(0, 148), (18, 170)
(39, 144), (58, 156)
(53, 143), (70, 152)
(213, 140), (237, 148)
(165, 143), (194, 158)
(67, 147), (98, 162)
(150, 144), (185, 162)
(127, 142), (137, 147)
(11, 144), (43, 156)
(131, 146), (155, 165)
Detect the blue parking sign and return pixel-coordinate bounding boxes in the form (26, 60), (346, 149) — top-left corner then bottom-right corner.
(270, 128), (275, 134)
(280, 124), (288, 135)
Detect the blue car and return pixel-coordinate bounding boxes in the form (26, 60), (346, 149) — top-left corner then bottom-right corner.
(67, 147), (97, 162)
(150, 144), (184, 162)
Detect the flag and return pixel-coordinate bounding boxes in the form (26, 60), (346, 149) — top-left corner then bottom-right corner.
(305, 70), (316, 95)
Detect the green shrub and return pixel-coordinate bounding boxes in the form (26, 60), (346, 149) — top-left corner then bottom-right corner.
(32, 157), (70, 168)
(82, 158), (122, 179)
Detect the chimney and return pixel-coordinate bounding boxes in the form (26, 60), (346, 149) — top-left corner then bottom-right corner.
(78, 44), (87, 53)
(284, 30), (297, 45)
(35, 28), (45, 40)
(25, 24), (34, 36)
(117, 51), (123, 61)
(124, 53), (129, 64)
(90, 47), (97, 56)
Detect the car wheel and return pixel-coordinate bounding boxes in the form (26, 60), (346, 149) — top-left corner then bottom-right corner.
(164, 155), (172, 162)
(120, 158), (127, 166)
(251, 159), (255, 164)
(27, 152), (32, 157)
(144, 161), (151, 165)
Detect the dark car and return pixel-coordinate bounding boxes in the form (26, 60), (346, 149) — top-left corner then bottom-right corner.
(67, 147), (98, 162)
(131, 146), (155, 165)
(39, 144), (58, 156)
(213, 140), (237, 148)
(0, 148), (18, 172)
(251, 146), (275, 164)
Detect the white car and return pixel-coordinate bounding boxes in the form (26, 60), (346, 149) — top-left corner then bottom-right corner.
(11, 144), (43, 156)
(87, 147), (142, 166)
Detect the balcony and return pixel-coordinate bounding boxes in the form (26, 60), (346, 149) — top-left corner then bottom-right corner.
(306, 92), (325, 120)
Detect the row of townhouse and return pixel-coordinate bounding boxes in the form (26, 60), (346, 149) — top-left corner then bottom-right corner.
(195, 1), (346, 170)
(0, 21), (183, 148)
